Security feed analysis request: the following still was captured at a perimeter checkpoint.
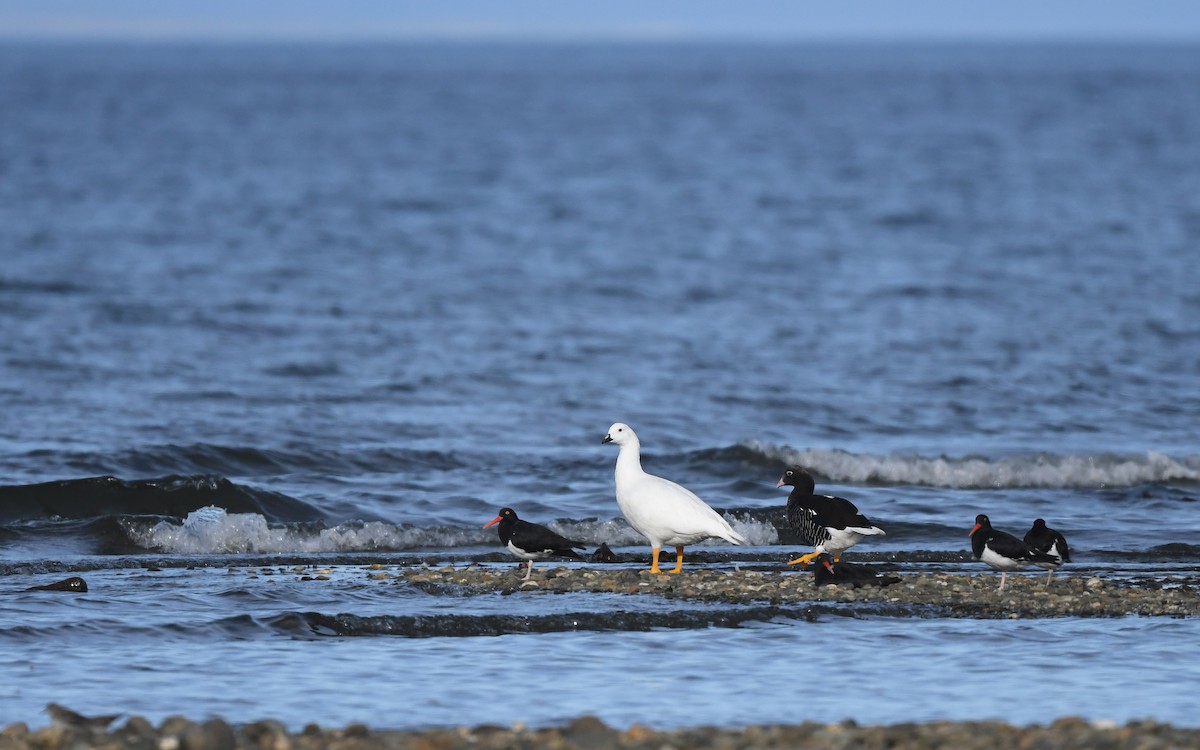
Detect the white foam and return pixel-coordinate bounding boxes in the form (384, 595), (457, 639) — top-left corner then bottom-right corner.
(725, 513), (779, 546)
(123, 506), (776, 555)
(124, 506), (485, 554)
(744, 442), (1200, 489)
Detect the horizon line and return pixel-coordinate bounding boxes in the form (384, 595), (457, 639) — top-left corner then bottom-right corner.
(3, 29), (1200, 45)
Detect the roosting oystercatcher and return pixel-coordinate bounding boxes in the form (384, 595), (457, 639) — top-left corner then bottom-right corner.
(484, 507), (585, 581)
(969, 514), (1057, 591)
(603, 422), (745, 574)
(1024, 518), (1071, 582)
(812, 553), (901, 589)
(776, 466), (885, 567)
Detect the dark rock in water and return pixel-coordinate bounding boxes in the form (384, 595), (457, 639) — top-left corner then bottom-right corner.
(26, 577), (88, 593)
(589, 542), (624, 563)
(0, 474), (324, 523)
(813, 557), (901, 589)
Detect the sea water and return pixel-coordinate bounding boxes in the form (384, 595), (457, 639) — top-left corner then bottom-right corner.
(1, 41), (1198, 729)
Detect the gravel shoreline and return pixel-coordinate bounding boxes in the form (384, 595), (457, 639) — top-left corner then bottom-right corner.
(385, 564), (1200, 619)
(5, 715), (1200, 750)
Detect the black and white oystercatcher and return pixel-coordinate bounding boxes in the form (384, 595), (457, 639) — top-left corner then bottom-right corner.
(604, 422), (746, 574)
(969, 514), (1058, 591)
(484, 507), (585, 581)
(812, 553), (902, 589)
(1024, 518), (1071, 582)
(776, 466), (885, 567)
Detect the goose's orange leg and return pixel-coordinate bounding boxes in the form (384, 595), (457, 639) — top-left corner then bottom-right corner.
(788, 551), (820, 567)
(668, 545), (685, 574)
(649, 547), (662, 574)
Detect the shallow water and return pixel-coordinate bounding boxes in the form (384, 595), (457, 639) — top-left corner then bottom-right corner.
(5, 564), (1200, 729)
(1, 40), (1198, 729)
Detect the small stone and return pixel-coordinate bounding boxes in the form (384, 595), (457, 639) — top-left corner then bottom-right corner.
(31, 726), (71, 749)
(180, 718), (235, 750)
(622, 725), (656, 742)
(123, 716), (157, 736)
(159, 717), (193, 737)
(343, 724), (370, 738)
(242, 720), (291, 750)
(1, 722), (29, 737)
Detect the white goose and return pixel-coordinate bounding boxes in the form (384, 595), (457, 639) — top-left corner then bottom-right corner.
(603, 422), (745, 574)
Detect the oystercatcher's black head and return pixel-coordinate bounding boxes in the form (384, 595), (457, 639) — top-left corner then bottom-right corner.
(1031, 518), (1047, 531)
(776, 466), (816, 493)
(812, 553), (841, 586)
(816, 553), (837, 573)
(969, 514), (991, 537)
(484, 507), (517, 529)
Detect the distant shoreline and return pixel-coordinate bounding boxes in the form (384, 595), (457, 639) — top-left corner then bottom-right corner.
(5, 714), (1199, 750)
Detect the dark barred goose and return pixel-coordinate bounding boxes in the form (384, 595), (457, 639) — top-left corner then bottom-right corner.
(776, 466), (885, 568)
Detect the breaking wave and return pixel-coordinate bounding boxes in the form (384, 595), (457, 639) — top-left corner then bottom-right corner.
(123, 507), (479, 554)
(120, 506), (780, 555)
(741, 443), (1200, 489)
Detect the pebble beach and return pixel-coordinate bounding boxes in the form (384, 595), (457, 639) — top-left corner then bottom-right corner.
(394, 564), (1200, 619)
(6, 713), (1200, 750)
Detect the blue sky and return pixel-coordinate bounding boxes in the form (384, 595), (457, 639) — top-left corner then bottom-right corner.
(2, 0), (1199, 41)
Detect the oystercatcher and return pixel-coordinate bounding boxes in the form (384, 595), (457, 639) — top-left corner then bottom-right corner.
(603, 422), (745, 574)
(969, 514), (1057, 591)
(1024, 518), (1071, 582)
(483, 507), (585, 581)
(776, 466), (885, 567)
(811, 553), (901, 589)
